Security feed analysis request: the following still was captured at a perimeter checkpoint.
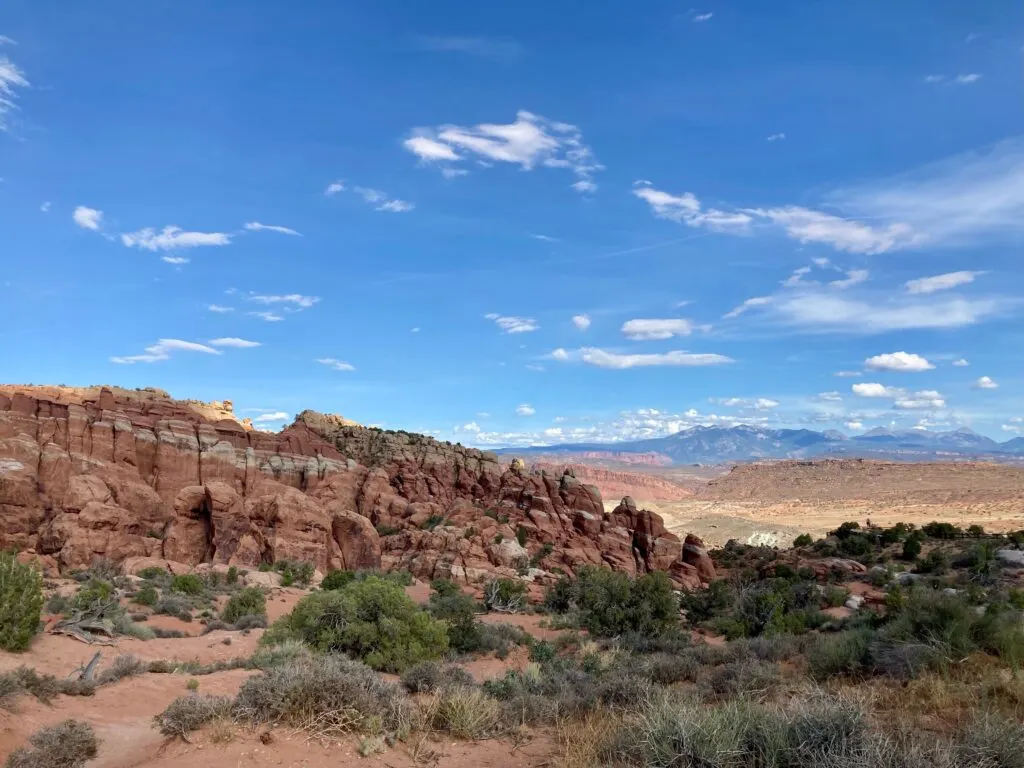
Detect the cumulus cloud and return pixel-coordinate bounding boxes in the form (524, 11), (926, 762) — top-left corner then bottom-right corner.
(73, 206), (104, 231)
(162, 256), (189, 265)
(580, 348), (734, 369)
(621, 318), (694, 340)
(208, 304), (234, 313)
(316, 358), (355, 372)
(864, 351), (934, 372)
(852, 383), (903, 398)
(904, 271), (984, 294)
(110, 338), (222, 364)
(253, 412), (290, 423)
(209, 337), (261, 348)
(121, 226), (231, 251)
(324, 181), (345, 196)
(845, 421), (865, 431)
(952, 358), (969, 367)
(572, 314), (591, 330)
(485, 313), (538, 333)
(974, 376), (998, 390)
(244, 222), (301, 236)
(456, 421), (482, 433)
(404, 110), (603, 193)
(550, 348), (570, 362)
(894, 390), (946, 409)
(516, 404), (536, 416)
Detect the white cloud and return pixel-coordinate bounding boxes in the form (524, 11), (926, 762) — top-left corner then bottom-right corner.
(249, 311), (283, 322)
(121, 226), (231, 251)
(952, 358), (969, 367)
(1002, 424), (1022, 434)
(416, 36), (524, 61)
(723, 296), (772, 319)
(974, 376), (998, 390)
(411, 327), (421, 333)
(829, 269), (869, 289)
(543, 427), (563, 437)
(161, 256), (189, 265)
(550, 348), (570, 362)
(904, 271), (984, 295)
(580, 348), (734, 369)
(711, 397), (779, 410)
(516, 404), (536, 416)
(745, 207), (922, 254)
(852, 383), (903, 398)
(325, 181), (345, 196)
(244, 222), (301, 236)
(553, 416), (567, 423)
(376, 199), (415, 213)
(835, 371), (862, 377)
(924, 75), (945, 84)
(485, 313), (538, 333)
(404, 110), (603, 193)
(693, 12), (713, 21)
(621, 318), (694, 340)
(40, 201), (51, 213)
(457, 421), (482, 433)
(253, 412), (290, 423)
(249, 293), (320, 308)
(633, 182), (753, 232)
(845, 421), (865, 431)
(344, 185), (415, 212)
(209, 337), (261, 348)
(572, 314), (591, 331)
(208, 304), (234, 313)
(110, 338), (222, 364)
(755, 398), (780, 410)
(766, 133), (786, 142)
(0, 50), (29, 132)
(817, 391), (843, 402)
(865, 351), (934, 373)
(954, 73), (981, 84)
(894, 390), (946, 409)
(316, 358), (355, 372)
(73, 206), (104, 231)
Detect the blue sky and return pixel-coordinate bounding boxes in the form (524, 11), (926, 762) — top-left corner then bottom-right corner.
(1, 0), (1022, 445)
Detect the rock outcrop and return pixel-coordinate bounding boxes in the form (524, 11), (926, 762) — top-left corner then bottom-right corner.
(0, 385), (705, 587)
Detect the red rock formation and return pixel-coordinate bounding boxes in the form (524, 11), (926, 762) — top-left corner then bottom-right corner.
(0, 386), (696, 587)
(528, 462), (693, 502)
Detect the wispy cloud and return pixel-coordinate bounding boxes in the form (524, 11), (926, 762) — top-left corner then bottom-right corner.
(954, 73), (981, 84)
(621, 318), (695, 340)
(766, 133), (786, 142)
(723, 296), (772, 319)
(162, 256), (189, 265)
(904, 271), (984, 295)
(745, 207), (922, 254)
(72, 206), (104, 231)
(253, 411), (290, 423)
(404, 110), (603, 193)
(633, 181), (753, 232)
(248, 293), (320, 308)
(208, 304), (234, 313)
(209, 337), (261, 348)
(516, 403), (536, 416)
(249, 311), (283, 322)
(328, 183), (414, 212)
(40, 201), (51, 213)
(111, 338), (222, 364)
(485, 313), (538, 333)
(416, 36), (524, 62)
(579, 348), (734, 369)
(316, 357), (355, 372)
(0, 46), (29, 132)
(244, 222), (301, 236)
(121, 226), (231, 252)
(325, 181), (345, 196)
(693, 12), (713, 22)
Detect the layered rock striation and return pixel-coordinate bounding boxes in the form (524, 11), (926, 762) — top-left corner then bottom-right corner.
(0, 386), (709, 587)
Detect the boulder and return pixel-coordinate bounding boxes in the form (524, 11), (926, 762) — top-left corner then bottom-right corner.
(682, 534), (716, 582)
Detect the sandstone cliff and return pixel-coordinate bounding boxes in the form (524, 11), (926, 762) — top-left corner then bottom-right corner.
(0, 386), (705, 587)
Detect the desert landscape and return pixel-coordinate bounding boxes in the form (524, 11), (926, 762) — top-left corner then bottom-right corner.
(2, 386), (1024, 767)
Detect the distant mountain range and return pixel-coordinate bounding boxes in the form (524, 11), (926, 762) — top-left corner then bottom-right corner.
(497, 425), (1024, 465)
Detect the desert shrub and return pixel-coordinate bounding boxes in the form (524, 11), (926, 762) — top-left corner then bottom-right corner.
(793, 533), (813, 547)
(0, 667), (63, 708)
(645, 653), (701, 685)
(698, 659), (781, 700)
(807, 629), (875, 680)
(956, 713), (1024, 767)
(616, 629), (693, 655)
(133, 583), (158, 607)
(153, 694), (233, 737)
(401, 660), (474, 693)
(881, 522), (914, 545)
(169, 574), (205, 596)
(137, 566), (169, 582)
(233, 613), (268, 630)
(530, 641), (557, 663)
(432, 686), (502, 739)
(680, 579), (735, 623)
(530, 543), (553, 568)
(153, 594), (193, 621)
(824, 585), (850, 607)
(221, 587), (266, 624)
(151, 627), (189, 638)
(73, 577), (115, 613)
(320, 569), (356, 591)
(483, 662), (599, 725)
(226, 565), (238, 585)
(97, 654), (145, 685)
(547, 567), (679, 637)
(5, 719), (98, 768)
(516, 525), (528, 547)
(201, 619), (232, 634)
(375, 524), (399, 537)
(272, 559), (315, 587)
(45, 593), (74, 615)
(923, 521), (961, 540)
(0, 553), (44, 652)
(475, 622), (531, 658)
(261, 577), (447, 672)
(902, 537), (922, 560)
(233, 655), (411, 734)
(428, 585), (481, 653)
(483, 578), (528, 613)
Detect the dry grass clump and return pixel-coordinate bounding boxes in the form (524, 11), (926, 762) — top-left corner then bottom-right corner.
(401, 660), (475, 693)
(5, 719), (98, 768)
(429, 686), (503, 739)
(153, 695), (233, 737)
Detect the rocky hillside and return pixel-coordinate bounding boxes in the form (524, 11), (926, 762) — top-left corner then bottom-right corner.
(0, 386), (708, 587)
(527, 461), (693, 502)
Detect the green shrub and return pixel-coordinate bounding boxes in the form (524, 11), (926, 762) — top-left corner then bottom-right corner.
(221, 587), (266, 625)
(432, 686), (502, 739)
(793, 533), (813, 547)
(546, 567), (679, 637)
(529, 543), (553, 568)
(915, 549), (948, 574)
(154, 594), (193, 622)
(401, 660), (474, 693)
(881, 523), (913, 545)
(680, 579), (735, 623)
(169, 574), (205, 596)
(273, 559), (314, 587)
(133, 584), (158, 607)
(262, 577), (448, 672)
(922, 521), (961, 540)
(902, 537), (922, 560)
(516, 525), (528, 547)
(226, 565), (238, 585)
(428, 584), (481, 654)
(375, 524), (399, 537)
(483, 578), (528, 613)
(320, 569), (356, 591)
(808, 629), (875, 680)
(137, 566), (169, 582)
(5, 719), (98, 768)
(0, 553), (44, 652)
